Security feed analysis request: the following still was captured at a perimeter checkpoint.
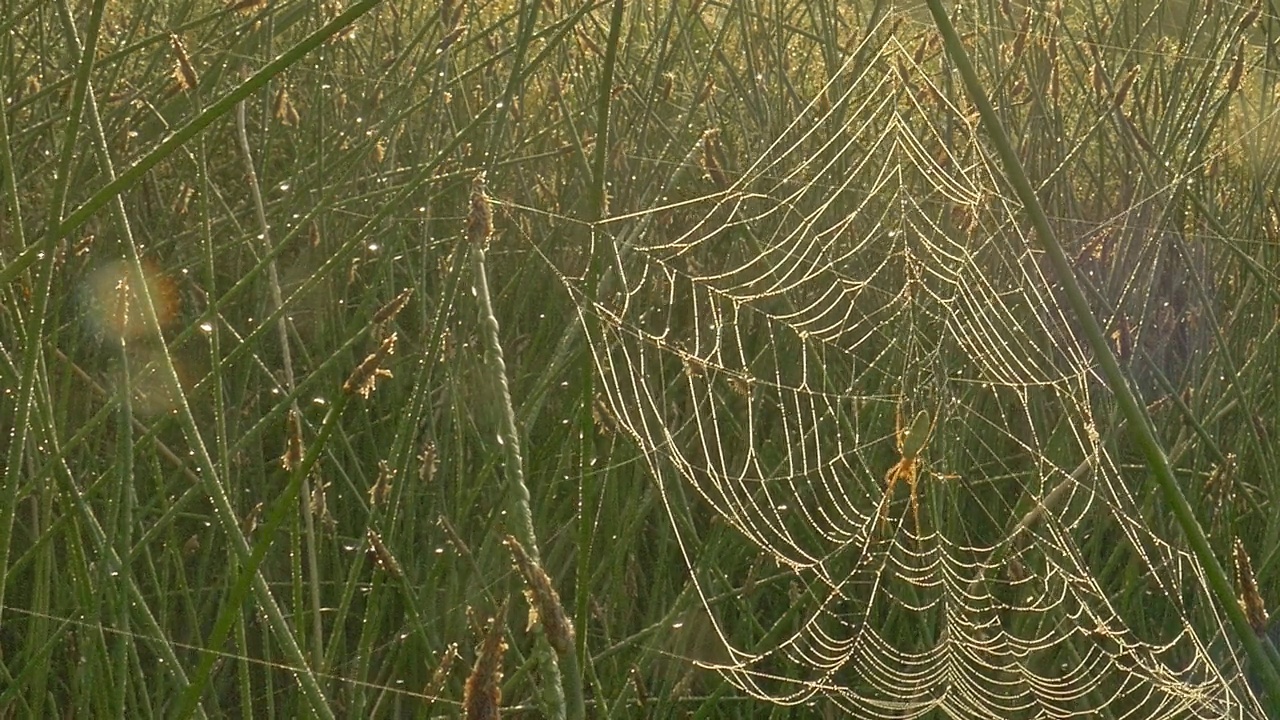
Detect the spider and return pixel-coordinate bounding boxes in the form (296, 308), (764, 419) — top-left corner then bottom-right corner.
(880, 403), (939, 534)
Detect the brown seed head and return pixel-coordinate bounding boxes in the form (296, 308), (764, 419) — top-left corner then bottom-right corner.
(169, 33), (199, 91)
(369, 459), (394, 507)
(282, 407), (304, 472)
(418, 440), (439, 483)
(366, 528), (403, 578)
(343, 332), (397, 397)
(1227, 42), (1245, 94)
(273, 86), (299, 126)
(505, 535), (575, 656)
(467, 173), (493, 247)
(1235, 538), (1269, 633)
(373, 288), (413, 326)
(1240, 0), (1261, 31)
(1113, 64), (1139, 107)
(694, 75), (716, 107)
(700, 129), (727, 188)
(463, 605), (507, 720)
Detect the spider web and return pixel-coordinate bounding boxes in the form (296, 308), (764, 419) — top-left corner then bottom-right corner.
(525, 28), (1265, 720)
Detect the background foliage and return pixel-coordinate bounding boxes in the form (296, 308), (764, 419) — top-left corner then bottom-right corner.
(2, 0), (1280, 717)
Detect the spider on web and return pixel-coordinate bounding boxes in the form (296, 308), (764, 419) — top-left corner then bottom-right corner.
(879, 401), (954, 534)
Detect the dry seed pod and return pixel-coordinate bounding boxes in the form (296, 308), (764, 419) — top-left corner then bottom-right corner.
(659, 72), (674, 103)
(439, 25), (467, 52)
(1113, 65), (1139, 107)
(343, 332), (397, 397)
(463, 605), (507, 720)
(366, 528), (403, 578)
(700, 129), (727, 188)
(1227, 42), (1245, 94)
(912, 32), (930, 65)
(310, 480), (335, 532)
(505, 535), (575, 656)
(592, 394), (620, 436)
(172, 184), (195, 216)
(369, 459), (393, 507)
(694, 75), (716, 107)
(242, 502), (264, 537)
(423, 643), (459, 707)
(1240, 0), (1261, 31)
(467, 173), (493, 247)
(373, 288), (413, 326)
(1236, 538), (1269, 633)
(1010, 10), (1032, 62)
(418, 440), (439, 483)
(273, 86), (300, 126)
(1091, 59), (1106, 96)
(282, 407), (304, 471)
(169, 33), (199, 91)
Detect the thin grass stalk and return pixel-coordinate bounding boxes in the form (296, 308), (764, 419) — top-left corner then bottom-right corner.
(0, 0), (105, 641)
(924, 1), (1280, 713)
(234, 98), (325, 671)
(171, 389), (351, 719)
(466, 173), (572, 720)
(0, 22), (39, 714)
(59, 17), (335, 720)
(109, 340), (135, 716)
(571, 0), (626, 708)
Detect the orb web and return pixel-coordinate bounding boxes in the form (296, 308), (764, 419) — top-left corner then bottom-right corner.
(520, 27), (1261, 720)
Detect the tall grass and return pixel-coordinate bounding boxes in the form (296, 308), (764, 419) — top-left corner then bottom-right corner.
(1, 0), (1279, 717)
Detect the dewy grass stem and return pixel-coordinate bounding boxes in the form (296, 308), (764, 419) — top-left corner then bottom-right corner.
(466, 173), (577, 720)
(924, 1), (1280, 713)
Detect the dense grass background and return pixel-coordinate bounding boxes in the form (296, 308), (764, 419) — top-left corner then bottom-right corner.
(2, 0), (1280, 717)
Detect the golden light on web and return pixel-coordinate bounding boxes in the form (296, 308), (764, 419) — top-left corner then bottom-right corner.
(85, 259), (179, 340)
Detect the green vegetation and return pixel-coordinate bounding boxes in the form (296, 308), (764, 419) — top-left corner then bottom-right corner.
(2, 0), (1280, 717)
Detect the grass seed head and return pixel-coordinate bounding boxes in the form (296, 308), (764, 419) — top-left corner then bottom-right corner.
(438, 25), (467, 52)
(168, 33), (199, 91)
(310, 480), (335, 533)
(424, 643), (459, 707)
(343, 332), (397, 397)
(369, 459), (393, 507)
(700, 129), (727, 188)
(1235, 538), (1269, 633)
(366, 528), (403, 578)
(467, 173), (493, 247)
(1227, 42), (1245, 94)
(418, 440), (439, 483)
(659, 72), (674, 103)
(241, 502), (263, 537)
(505, 535), (575, 655)
(463, 605), (507, 720)
(1113, 64), (1139, 107)
(694, 75), (716, 107)
(282, 408), (304, 471)
(373, 287), (413, 326)
(1240, 0), (1261, 32)
(273, 85), (300, 126)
